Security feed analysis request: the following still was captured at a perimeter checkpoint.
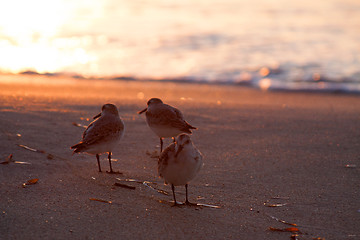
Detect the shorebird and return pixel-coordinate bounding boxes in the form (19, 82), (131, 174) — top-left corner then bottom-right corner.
(71, 103), (125, 174)
(138, 98), (197, 152)
(158, 134), (203, 206)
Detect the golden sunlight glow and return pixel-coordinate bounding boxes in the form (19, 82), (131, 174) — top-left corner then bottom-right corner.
(0, 1), (67, 39)
(259, 67), (270, 77)
(137, 92), (145, 100)
(0, 0), (94, 73)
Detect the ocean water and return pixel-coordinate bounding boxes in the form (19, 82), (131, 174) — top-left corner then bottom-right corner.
(0, 0), (359, 92)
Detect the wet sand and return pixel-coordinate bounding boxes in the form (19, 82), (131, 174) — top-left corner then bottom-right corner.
(0, 74), (359, 239)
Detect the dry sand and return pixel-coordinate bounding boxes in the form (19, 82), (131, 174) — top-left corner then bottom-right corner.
(0, 74), (359, 239)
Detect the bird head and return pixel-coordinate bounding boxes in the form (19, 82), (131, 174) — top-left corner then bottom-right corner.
(138, 98), (163, 114)
(94, 103), (118, 119)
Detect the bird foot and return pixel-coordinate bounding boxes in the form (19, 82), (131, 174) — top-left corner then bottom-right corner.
(171, 201), (183, 207)
(185, 200), (198, 207)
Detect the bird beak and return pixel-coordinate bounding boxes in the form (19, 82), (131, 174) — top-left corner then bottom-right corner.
(138, 108), (147, 114)
(93, 112), (101, 119)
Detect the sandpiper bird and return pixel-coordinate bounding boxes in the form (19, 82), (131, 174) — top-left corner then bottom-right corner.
(158, 134), (203, 206)
(138, 98), (197, 152)
(71, 103), (125, 174)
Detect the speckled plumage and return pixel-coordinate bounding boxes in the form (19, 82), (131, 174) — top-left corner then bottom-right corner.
(71, 103), (124, 173)
(158, 134), (203, 205)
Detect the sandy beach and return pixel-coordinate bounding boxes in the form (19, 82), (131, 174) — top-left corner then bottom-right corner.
(0, 74), (359, 239)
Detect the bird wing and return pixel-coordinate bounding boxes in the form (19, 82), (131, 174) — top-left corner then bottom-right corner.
(148, 104), (195, 132)
(82, 117), (123, 146)
(194, 150), (204, 173)
(158, 143), (175, 177)
(82, 120), (96, 139)
(171, 106), (197, 130)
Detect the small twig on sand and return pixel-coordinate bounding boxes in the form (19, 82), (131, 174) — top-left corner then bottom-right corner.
(17, 144), (67, 161)
(89, 198), (112, 204)
(17, 144), (45, 153)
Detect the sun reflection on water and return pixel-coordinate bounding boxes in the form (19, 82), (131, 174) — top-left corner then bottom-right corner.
(0, 0), (359, 90)
(259, 78), (272, 91)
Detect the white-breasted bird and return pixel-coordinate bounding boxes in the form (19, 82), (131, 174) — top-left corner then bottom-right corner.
(71, 103), (125, 174)
(158, 134), (203, 206)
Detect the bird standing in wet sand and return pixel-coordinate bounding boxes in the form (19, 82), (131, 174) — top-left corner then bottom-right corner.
(158, 134), (203, 206)
(138, 98), (197, 152)
(71, 103), (125, 174)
